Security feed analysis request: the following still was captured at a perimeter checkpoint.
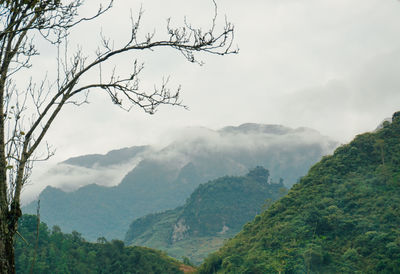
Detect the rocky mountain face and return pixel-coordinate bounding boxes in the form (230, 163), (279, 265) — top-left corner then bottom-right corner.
(124, 167), (287, 264)
(23, 124), (337, 241)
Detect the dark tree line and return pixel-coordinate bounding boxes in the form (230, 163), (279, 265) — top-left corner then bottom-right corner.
(15, 215), (184, 273)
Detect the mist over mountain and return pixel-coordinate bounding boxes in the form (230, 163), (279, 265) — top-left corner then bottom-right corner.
(23, 123), (337, 241)
(62, 146), (150, 168)
(21, 146), (153, 204)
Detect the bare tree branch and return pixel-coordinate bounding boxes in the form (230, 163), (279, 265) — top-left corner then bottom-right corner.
(0, 1), (236, 272)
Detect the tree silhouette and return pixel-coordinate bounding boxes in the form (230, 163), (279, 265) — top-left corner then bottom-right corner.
(0, 0), (236, 272)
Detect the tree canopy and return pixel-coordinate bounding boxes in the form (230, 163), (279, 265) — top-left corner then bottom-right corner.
(15, 215), (184, 274)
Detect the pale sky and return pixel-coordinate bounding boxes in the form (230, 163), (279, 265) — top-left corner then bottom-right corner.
(23, 0), (400, 167)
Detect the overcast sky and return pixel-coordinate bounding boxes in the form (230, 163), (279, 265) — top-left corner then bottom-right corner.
(24, 0), (400, 167)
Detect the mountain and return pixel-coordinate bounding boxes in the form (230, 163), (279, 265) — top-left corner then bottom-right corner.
(22, 145), (152, 197)
(15, 215), (185, 274)
(23, 124), (337, 241)
(198, 112), (400, 273)
(124, 167), (287, 264)
(62, 145), (150, 168)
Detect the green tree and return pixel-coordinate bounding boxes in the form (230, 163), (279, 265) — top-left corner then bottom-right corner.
(15, 215), (184, 273)
(0, 0), (236, 272)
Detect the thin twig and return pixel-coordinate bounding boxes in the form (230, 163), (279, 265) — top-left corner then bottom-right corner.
(15, 230), (29, 246)
(29, 200), (40, 274)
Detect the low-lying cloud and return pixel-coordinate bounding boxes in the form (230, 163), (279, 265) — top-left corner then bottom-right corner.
(22, 157), (143, 205)
(22, 122), (338, 205)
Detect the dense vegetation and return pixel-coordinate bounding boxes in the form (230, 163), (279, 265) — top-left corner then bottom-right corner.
(125, 167), (287, 264)
(15, 215), (183, 273)
(23, 124), (335, 241)
(199, 112), (400, 273)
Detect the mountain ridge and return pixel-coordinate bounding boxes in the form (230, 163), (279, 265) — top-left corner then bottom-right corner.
(23, 123), (337, 241)
(62, 145), (150, 168)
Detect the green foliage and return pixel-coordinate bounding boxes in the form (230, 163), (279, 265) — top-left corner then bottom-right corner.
(199, 111), (400, 273)
(15, 215), (183, 274)
(125, 167), (286, 264)
(182, 256), (194, 266)
(180, 166), (284, 236)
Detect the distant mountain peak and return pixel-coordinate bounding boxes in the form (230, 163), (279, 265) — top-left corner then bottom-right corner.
(220, 123), (292, 135)
(62, 145), (149, 168)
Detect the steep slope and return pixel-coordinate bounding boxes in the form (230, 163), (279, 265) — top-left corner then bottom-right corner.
(15, 215), (184, 274)
(199, 112), (400, 273)
(125, 167), (287, 264)
(24, 124), (336, 241)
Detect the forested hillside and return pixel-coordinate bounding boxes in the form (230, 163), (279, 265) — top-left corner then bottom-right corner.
(125, 167), (286, 264)
(199, 112), (400, 273)
(24, 124), (335, 241)
(15, 215), (184, 274)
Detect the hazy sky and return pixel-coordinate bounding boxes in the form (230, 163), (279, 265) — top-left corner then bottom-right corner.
(25, 0), (400, 165)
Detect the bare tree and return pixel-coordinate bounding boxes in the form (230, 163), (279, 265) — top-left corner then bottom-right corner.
(0, 0), (236, 272)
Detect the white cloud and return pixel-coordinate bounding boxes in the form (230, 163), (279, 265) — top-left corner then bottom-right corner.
(22, 157), (143, 205)
(279, 47), (400, 142)
(15, 0), (400, 186)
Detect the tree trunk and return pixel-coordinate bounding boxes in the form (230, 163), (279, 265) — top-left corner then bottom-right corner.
(0, 214), (16, 274)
